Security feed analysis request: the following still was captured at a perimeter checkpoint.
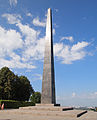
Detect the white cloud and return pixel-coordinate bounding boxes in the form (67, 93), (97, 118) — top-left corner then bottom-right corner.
(16, 22), (45, 61)
(71, 41), (89, 51)
(1, 13), (91, 68)
(0, 26), (23, 52)
(16, 23), (40, 44)
(72, 92), (76, 97)
(9, 0), (17, 6)
(0, 19), (90, 67)
(26, 13), (32, 17)
(0, 58), (35, 69)
(54, 43), (64, 55)
(32, 17), (46, 27)
(2, 14), (21, 24)
(61, 36), (74, 42)
(54, 41), (89, 64)
(0, 25), (36, 69)
(54, 9), (59, 12)
(21, 36), (45, 61)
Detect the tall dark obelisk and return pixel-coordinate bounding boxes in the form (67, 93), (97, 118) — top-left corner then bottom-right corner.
(41, 8), (56, 104)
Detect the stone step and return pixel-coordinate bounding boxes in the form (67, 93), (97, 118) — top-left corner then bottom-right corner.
(19, 106), (73, 111)
(36, 104), (60, 106)
(20, 106), (61, 111)
(12, 109), (85, 118)
(36, 104), (54, 106)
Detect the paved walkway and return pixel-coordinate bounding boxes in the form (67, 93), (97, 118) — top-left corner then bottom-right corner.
(0, 109), (97, 120)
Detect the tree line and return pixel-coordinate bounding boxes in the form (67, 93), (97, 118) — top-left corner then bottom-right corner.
(0, 67), (34, 101)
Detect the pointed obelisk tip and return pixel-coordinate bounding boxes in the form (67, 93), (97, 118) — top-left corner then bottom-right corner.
(48, 8), (51, 12)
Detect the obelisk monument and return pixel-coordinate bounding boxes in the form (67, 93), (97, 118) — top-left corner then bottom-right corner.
(41, 8), (56, 105)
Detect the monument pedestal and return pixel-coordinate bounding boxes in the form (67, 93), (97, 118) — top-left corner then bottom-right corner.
(36, 104), (60, 106)
(19, 105), (73, 111)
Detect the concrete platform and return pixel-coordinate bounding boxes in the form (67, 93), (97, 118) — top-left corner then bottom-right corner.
(19, 105), (73, 111)
(0, 109), (97, 120)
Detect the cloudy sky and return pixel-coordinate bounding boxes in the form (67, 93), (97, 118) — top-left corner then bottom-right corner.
(0, 0), (97, 107)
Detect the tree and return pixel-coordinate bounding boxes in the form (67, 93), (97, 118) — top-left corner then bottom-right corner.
(0, 67), (15, 100)
(0, 67), (34, 101)
(30, 92), (41, 103)
(15, 76), (34, 101)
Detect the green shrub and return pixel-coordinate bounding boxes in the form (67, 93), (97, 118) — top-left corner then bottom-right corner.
(30, 92), (41, 104)
(0, 100), (35, 109)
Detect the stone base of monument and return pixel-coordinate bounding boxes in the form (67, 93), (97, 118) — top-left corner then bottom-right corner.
(19, 104), (73, 111)
(19, 105), (88, 118)
(19, 107), (87, 118)
(36, 103), (60, 106)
